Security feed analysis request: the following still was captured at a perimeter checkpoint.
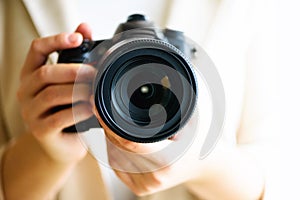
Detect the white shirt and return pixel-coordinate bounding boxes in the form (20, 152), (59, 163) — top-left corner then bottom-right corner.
(78, 0), (171, 40)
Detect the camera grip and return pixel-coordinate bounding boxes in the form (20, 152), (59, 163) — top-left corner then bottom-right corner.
(57, 40), (102, 133)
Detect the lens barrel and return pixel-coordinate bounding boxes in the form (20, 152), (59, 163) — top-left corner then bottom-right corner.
(94, 39), (197, 143)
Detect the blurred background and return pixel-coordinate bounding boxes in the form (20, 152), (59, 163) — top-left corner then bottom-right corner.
(277, 0), (300, 199)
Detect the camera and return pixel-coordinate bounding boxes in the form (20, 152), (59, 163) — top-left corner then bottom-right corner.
(58, 14), (197, 143)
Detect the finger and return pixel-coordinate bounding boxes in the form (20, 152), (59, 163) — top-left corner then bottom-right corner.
(33, 102), (93, 138)
(22, 32), (83, 74)
(107, 140), (142, 172)
(129, 172), (161, 194)
(75, 23), (92, 39)
(104, 127), (140, 152)
(107, 137), (166, 173)
(20, 64), (96, 98)
(33, 83), (91, 118)
(113, 170), (161, 196)
(168, 134), (178, 141)
(113, 171), (137, 193)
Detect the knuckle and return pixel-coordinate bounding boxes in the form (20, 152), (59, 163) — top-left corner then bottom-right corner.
(151, 174), (163, 187)
(54, 33), (67, 45)
(134, 188), (149, 197)
(133, 190), (143, 196)
(30, 38), (42, 52)
(143, 183), (158, 194)
(37, 66), (50, 82)
(66, 67), (78, 80)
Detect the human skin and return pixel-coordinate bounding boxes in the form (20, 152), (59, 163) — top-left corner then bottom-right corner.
(94, 100), (265, 200)
(2, 23), (96, 200)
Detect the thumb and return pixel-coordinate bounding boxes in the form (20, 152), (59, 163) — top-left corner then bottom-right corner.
(75, 23), (93, 40)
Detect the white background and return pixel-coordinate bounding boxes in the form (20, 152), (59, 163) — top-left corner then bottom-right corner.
(278, 0), (300, 198)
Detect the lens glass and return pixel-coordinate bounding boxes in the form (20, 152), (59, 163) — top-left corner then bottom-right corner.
(96, 48), (197, 142)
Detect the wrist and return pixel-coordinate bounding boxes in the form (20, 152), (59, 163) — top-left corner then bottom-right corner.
(3, 133), (81, 199)
(30, 133), (87, 166)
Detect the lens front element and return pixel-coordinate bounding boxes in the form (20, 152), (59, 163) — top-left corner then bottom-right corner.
(94, 40), (197, 143)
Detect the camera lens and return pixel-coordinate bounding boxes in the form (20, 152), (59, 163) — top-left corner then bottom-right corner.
(129, 81), (180, 127)
(136, 84), (155, 101)
(94, 40), (197, 143)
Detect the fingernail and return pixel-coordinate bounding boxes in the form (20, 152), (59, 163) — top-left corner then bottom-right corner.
(68, 33), (79, 43)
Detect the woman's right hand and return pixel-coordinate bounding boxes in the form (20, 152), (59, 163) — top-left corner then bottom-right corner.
(17, 24), (96, 164)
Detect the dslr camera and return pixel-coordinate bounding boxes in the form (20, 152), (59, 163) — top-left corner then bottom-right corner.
(58, 14), (197, 143)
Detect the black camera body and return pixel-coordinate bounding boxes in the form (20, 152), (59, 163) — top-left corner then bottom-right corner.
(58, 14), (197, 143)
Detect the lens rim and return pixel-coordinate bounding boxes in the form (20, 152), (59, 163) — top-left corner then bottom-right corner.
(94, 39), (197, 143)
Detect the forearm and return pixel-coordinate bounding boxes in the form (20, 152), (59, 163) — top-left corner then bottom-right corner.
(2, 133), (77, 200)
(190, 140), (264, 200)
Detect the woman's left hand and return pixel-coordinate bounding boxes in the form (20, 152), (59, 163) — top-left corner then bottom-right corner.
(95, 112), (199, 196)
